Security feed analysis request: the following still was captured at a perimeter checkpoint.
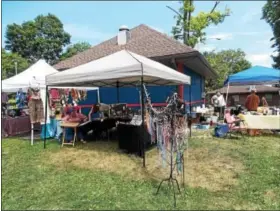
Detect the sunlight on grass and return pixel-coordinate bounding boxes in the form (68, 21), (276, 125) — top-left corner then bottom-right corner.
(2, 132), (280, 210)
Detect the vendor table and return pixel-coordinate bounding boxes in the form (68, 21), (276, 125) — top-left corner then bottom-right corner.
(1, 116), (36, 136)
(60, 122), (80, 147)
(240, 115), (280, 130)
(117, 123), (153, 157)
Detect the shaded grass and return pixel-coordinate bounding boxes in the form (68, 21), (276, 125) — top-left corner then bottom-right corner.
(2, 132), (280, 210)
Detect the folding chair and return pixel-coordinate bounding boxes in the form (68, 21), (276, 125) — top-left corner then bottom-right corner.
(224, 111), (247, 140)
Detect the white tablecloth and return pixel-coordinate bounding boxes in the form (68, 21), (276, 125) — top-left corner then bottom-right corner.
(240, 115), (280, 130)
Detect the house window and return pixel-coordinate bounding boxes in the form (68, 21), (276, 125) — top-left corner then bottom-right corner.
(232, 95), (239, 102)
(265, 94), (273, 101)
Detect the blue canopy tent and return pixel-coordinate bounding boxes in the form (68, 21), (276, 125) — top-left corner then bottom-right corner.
(224, 66), (280, 86)
(224, 66), (280, 104)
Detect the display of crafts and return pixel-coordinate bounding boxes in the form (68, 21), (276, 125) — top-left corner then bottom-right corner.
(143, 84), (189, 175)
(49, 88), (88, 111)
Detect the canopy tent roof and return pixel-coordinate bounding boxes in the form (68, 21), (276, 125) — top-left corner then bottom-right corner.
(2, 60), (58, 92)
(46, 50), (191, 87)
(224, 66), (280, 86)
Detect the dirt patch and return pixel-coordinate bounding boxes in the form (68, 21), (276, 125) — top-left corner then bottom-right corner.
(44, 141), (244, 192)
(264, 190), (277, 201)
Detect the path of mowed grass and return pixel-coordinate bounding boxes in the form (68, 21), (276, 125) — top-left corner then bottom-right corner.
(2, 132), (280, 210)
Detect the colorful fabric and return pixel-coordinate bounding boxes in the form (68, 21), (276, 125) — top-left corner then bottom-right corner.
(16, 90), (26, 109)
(50, 89), (60, 100)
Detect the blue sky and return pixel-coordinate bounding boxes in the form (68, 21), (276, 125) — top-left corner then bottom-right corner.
(2, 1), (275, 67)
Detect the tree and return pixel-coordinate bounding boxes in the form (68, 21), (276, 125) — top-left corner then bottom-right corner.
(5, 13), (71, 64)
(262, 0), (280, 69)
(1, 48), (30, 80)
(204, 49), (252, 92)
(168, 0), (230, 47)
(60, 42), (91, 61)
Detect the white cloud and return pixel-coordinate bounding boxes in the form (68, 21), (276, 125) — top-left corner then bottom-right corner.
(246, 53), (274, 67)
(64, 23), (113, 43)
(207, 33), (233, 40)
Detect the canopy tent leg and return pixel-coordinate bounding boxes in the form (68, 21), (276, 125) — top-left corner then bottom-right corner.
(31, 123), (34, 145)
(189, 84), (192, 137)
(116, 81), (120, 103)
(141, 77), (146, 168)
(225, 82), (230, 108)
(43, 85), (48, 149)
(97, 89), (100, 104)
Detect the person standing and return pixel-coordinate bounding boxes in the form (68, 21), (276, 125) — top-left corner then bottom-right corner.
(211, 91), (226, 118)
(245, 88), (260, 112)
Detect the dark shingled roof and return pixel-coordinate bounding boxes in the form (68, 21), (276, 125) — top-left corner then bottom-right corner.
(54, 24), (198, 70)
(208, 85), (280, 94)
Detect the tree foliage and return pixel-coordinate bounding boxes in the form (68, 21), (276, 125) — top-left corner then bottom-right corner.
(262, 0), (280, 69)
(204, 49), (252, 92)
(1, 48), (30, 80)
(60, 42), (91, 61)
(5, 13), (71, 64)
(170, 0), (230, 47)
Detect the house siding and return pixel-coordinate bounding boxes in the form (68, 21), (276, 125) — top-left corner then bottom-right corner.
(78, 65), (205, 115)
(208, 93), (280, 107)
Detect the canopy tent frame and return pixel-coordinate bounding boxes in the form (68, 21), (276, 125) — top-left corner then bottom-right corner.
(44, 50), (191, 168)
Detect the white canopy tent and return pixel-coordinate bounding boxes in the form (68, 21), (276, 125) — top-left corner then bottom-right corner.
(46, 50), (191, 86)
(2, 60), (58, 92)
(2, 60), (100, 145)
(45, 50), (191, 167)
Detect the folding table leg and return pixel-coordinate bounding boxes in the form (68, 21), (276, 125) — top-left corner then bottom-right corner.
(73, 127), (77, 147)
(61, 128), (66, 147)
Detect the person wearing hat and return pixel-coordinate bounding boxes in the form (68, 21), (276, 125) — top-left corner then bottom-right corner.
(245, 88), (260, 111)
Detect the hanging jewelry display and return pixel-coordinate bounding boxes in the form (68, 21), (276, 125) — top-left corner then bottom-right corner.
(143, 84), (189, 208)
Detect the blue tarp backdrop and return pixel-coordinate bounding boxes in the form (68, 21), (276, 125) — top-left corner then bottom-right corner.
(224, 66), (280, 85)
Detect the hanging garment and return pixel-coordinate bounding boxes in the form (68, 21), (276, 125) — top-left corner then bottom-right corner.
(55, 120), (63, 140)
(16, 90), (26, 109)
(156, 123), (166, 168)
(1, 92), (8, 103)
(176, 151), (182, 173)
(49, 89), (60, 100)
(28, 99), (44, 124)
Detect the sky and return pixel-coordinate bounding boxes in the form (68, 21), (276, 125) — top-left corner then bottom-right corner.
(1, 1), (276, 67)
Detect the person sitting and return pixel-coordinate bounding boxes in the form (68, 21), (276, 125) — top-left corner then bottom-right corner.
(245, 88), (260, 112)
(62, 106), (87, 144)
(78, 105), (101, 141)
(224, 109), (242, 128)
(262, 96), (269, 107)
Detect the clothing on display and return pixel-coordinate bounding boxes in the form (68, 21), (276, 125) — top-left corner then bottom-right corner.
(28, 99), (44, 124)
(2, 92), (8, 103)
(16, 89), (27, 109)
(143, 84), (189, 174)
(49, 89), (60, 100)
(29, 88), (41, 100)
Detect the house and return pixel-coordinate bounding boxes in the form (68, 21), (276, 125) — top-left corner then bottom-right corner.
(208, 85), (280, 107)
(54, 24), (216, 112)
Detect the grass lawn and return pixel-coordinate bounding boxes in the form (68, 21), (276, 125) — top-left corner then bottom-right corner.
(2, 131), (280, 210)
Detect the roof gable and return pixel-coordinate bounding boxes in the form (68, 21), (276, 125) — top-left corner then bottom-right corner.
(54, 24), (197, 70)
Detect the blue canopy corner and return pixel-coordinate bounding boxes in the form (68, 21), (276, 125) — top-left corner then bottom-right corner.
(224, 66), (280, 86)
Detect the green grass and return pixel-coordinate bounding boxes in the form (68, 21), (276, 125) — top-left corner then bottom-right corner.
(2, 132), (280, 210)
